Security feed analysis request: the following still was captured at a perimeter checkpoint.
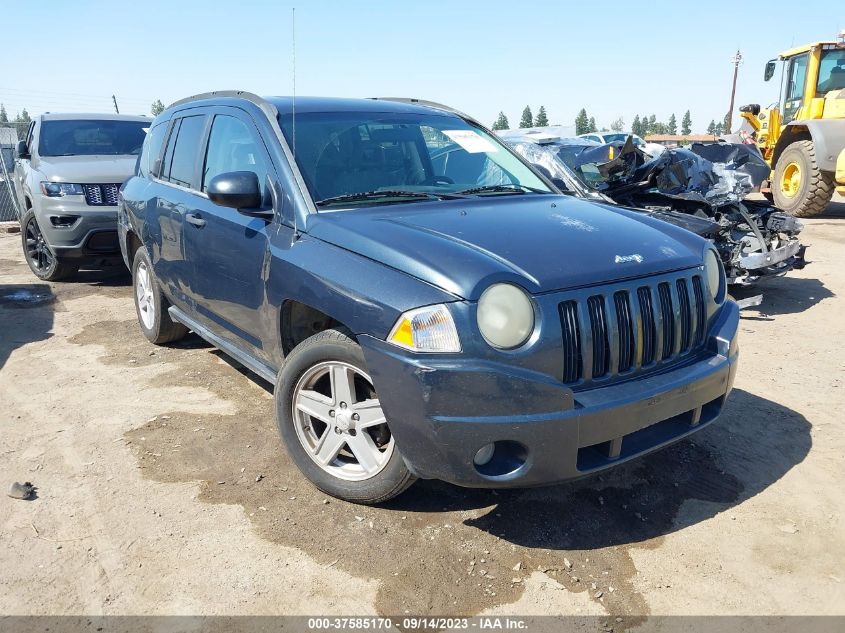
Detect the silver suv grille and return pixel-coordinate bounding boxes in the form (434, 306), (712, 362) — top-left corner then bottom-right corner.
(82, 184), (120, 206)
(559, 272), (708, 387)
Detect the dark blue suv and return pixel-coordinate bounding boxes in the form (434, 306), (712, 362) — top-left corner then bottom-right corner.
(119, 92), (739, 504)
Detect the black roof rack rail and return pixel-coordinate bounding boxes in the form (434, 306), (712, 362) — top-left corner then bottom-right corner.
(369, 97), (483, 127)
(167, 90), (279, 120)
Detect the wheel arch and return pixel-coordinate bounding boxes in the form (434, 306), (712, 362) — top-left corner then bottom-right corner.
(774, 120), (845, 173)
(280, 299), (352, 357)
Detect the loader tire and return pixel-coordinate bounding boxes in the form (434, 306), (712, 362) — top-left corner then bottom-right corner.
(772, 140), (834, 218)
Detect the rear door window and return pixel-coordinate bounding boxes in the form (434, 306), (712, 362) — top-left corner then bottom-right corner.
(163, 115), (207, 189)
(139, 122), (167, 177)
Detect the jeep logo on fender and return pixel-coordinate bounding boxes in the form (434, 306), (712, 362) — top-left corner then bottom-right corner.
(615, 254), (644, 264)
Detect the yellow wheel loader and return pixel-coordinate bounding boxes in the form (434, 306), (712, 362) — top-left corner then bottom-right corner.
(740, 33), (845, 217)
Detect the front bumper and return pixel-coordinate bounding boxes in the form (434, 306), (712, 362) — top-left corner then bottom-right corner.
(32, 195), (120, 259)
(360, 301), (740, 488)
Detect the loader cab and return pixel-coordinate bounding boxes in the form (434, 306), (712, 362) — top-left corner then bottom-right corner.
(765, 41), (845, 123)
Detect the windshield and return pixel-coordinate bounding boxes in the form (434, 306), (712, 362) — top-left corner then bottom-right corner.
(601, 133), (644, 147)
(817, 48), (845, 95)
(279, 111), (551, 208)
(38, 120), (149, 157)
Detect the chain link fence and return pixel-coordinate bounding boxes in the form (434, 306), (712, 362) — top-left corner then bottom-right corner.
(1, 127), (22, 222)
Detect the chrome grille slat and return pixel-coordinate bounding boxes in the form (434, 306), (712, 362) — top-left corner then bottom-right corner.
(614, 291), (635, 373)
(83, 183), (120, 206)
(558, 271), (709, 387)
(676, 278), (692, 353)
(637, 286), (656, 366)
(559, 301), (582, 384)
(587, 296), (610, 378)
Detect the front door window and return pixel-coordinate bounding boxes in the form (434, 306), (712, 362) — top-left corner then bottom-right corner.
(782, 53), (808, 122)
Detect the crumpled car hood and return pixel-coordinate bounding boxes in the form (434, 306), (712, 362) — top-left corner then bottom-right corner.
(306, 195), (704, 300)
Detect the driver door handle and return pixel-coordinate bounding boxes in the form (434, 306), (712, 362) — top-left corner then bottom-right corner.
(186, 212), (206, 227)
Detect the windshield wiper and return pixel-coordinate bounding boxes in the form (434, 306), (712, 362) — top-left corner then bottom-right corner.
(315, 190), (464, 207)
(456, 184), (548, 196)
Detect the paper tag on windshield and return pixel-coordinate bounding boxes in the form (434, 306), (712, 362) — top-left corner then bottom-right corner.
(442, 130), (499, 154)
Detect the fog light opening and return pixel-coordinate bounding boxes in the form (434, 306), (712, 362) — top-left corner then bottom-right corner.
(473, 441), (529, 479)
(49, 215), (80, 228)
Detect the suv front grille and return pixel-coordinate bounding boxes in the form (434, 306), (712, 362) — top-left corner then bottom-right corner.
(558, 271), (708, 387)
(82, 184), (120, 206)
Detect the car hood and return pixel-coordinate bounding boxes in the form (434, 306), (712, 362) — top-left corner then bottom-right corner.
(306, 195), (705, 300)
(34, 155), (138, 184)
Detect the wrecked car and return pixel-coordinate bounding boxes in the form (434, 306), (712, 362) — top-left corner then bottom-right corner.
(501, 132), (807, 285)
(121, 93), (739, 503)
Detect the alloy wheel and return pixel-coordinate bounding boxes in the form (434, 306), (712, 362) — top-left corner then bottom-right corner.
(24, 217), (54, 272)
(135, 261), (156, 330)
(292, 361), (394, 481)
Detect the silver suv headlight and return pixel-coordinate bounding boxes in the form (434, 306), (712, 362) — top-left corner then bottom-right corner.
(387, 304), (461, 353)
(40, 182), (84, 197)
(477, 283), (535, 349)
(704, 247), (725, 303)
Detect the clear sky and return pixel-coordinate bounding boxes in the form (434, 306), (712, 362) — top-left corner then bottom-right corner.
(2, 0), (843, 133)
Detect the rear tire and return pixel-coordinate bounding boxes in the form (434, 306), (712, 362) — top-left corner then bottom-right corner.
(20, 210), (79, 281)
(772, 140), (834, 217)
(274, 329), (415, 504)
(131, 246), (188, 345)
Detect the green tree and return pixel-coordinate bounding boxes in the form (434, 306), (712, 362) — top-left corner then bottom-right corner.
(534, 105), (549, 127)
(722, 112), (731, 134)
(0, 104), (7, 124)
(706, 120), (716, 135)
(714, 122), (724, 136)
(631, 115), (642, 137)
(588, 116), (597, 133)
(667, 113), (677, 135)
(681, 110), (692, 135)
(610, 117), (624, 132)
(151, 99), (165, 116)
(492, 111), (510, 131)
(13, 109), (31, 139)
(647, 114), (657, 135)
(519, 106), (533, 128)
(574, 108), (590, 135)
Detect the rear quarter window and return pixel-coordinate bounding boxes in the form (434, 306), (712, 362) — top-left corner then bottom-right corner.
(138, 122), (167, 178)
(162, 115), (207, 189)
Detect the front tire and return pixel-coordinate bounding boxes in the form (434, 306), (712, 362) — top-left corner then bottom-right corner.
(772, 140), (834, 217)
(274, 329), (414, 504)
(20, 210), (79, 281)
(131, 246), (188, 345)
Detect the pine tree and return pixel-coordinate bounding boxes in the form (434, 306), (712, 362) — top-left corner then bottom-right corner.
(714, 122), (724, 136)
(575, 108), (590, 135)
(640, 114), (649, 134)
(492, 112), (510, 130)
(631, 115), (642, 137)
(0, 104), (7, 124)
(151, 100), (165, 116)
(588, 116), (597, 133)
(519, 106), (533, 128)
(681, 110), (692, 135)
(668, 113), (677, 135)
(647, 114), (657, 135)
(722, 112), (731, 134)
(534, 106), (549, 127)
(706, 120), (716, 135)
(610, 117), (624, 132)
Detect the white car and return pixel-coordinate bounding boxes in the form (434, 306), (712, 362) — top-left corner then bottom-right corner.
(577, 132), (665, 157)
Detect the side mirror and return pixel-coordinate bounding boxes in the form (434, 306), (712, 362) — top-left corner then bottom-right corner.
(207, 171), (262, 211)
(15, 140), (29, 159)
(764, 60), (777, 82)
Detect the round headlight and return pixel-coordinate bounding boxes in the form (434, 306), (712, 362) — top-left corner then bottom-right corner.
(704, 248), (724, 302)
(477, 283), (535, 349)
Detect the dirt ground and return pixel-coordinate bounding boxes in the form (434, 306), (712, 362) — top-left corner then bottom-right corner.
(1, 197), (844, 621)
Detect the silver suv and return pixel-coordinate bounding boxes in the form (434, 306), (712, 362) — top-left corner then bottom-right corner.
(14, 113), (150, 280)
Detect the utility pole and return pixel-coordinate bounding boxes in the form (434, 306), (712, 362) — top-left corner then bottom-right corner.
(726, 49), (742, 133)
(111, 95), (120, 114)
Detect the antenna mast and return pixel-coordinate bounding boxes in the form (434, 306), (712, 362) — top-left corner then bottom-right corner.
(291, 7), (296, 160)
